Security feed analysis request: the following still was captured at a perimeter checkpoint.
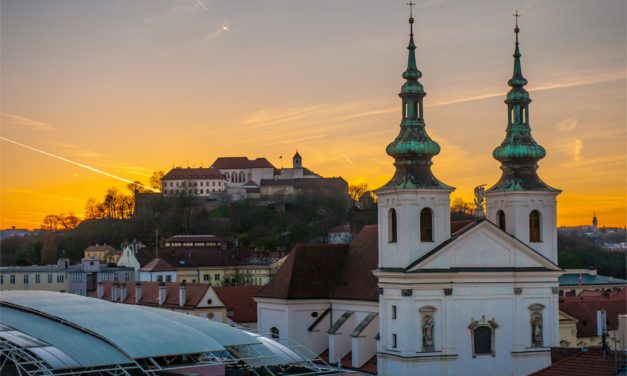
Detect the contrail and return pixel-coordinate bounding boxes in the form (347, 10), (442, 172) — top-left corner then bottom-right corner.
(0, 137), (159, 192)
(336, 150), (354, 164)
(194, 0), (209, 12)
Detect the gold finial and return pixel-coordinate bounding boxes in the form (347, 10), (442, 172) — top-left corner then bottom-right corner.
(513, 10), (521, 33)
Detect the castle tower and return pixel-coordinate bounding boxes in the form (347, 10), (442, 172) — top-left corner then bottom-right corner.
(292, 151), (302, 169)
(375, 8), (454, 269)
(485, 16), (561, 262)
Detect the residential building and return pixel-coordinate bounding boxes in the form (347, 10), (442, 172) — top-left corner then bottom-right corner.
(67, 258), (134, 296)
(138, 258), (177, 282)
(0, 260), (69, 293)
(83, 243), (121, 264)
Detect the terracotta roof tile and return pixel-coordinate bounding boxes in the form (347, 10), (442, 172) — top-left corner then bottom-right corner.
(140, 258), (176, 272)
(213, 285), (262, 323)
(529, 347), (618, 376)
(162, 167), (224, 180)
(211, 157), (275, 170)
(559, 288), (626, 337)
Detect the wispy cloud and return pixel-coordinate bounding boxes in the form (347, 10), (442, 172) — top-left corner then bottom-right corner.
(336, 150), (354, 164)
(0, 137), (158, 192)
(194, 0), (210, 12)
(4, 188), (82, 202)
(557, 117), (578, 131)
(1, 112), (56, 132)
(573, 139), (583, 161)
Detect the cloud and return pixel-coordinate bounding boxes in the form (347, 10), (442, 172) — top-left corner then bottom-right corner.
(573, 139), (583, 161)
(557, 117), (578, 131)
(194, 0), (209, 12)
(4, 189), (82, 202)
(1, 112), (56, 132)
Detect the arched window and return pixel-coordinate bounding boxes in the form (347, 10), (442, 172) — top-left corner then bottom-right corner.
(239, 171), (245, 183)
(420, 208), (433, 242)
(529, 210), (541, 242)
(224, 172), (230, 180)
(388, 208), (397, 243)
(497, 210), (506, 231)
(231, 173), (237, 183)
(270, 327), (279, 339)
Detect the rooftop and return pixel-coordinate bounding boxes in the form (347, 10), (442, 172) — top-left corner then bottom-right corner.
(529, 347), (619, 376)
(162, 167), (225, 180)
(210, 157), (275, 170)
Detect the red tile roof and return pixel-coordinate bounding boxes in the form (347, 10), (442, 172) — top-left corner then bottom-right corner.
(162, 167), (224, 180)
(255, 244), (348, 299)
(331, 225), (379, 302)
(140, 258), (176, 272)
(211, 157), (275, 170)
(559, 288), (626, 337)
(137, 247), (248, 268)
(164, 235), (230, 243)
(529, 347), (618, 376)
(213, 285), (262, 323)
(92, 281), (210, 310)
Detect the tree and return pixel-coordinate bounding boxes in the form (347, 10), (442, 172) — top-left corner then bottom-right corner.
(349, 183), (369, 202)
(41, 232), (58, 264)
(127, 181), (151, 194)
(41, 214), (61, 231)
(150, 170), (165, 191)
(61, 212), (81, 230)
(450, 197), (474, 220)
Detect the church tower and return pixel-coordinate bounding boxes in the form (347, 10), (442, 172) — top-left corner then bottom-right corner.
(485, 16), (561, 262)
(375, 7), (454, 269)
(292, 151), (302, 169)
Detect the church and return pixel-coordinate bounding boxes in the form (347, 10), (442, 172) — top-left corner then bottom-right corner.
(256, 9), (562, 376)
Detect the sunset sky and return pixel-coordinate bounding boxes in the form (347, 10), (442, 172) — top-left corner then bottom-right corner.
(1, 0), (625, 229)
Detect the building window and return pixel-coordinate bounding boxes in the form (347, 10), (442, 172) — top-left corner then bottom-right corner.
(420, 207), (434, 242)
(0, 275), (3, 284)
(392, 305), (397, 320)
(204, 274), (210, 281)
(24, 275), (29, 284)
(114, 274), (119, 281)
(469, 315), (499, 357)
(392, 333), (397, 349)
(166, 275), (172, 282)
(214, 274), (220, 281)
(48, 274), (52, 283)
(157, 275), (163, 282)
(35, 274), (41, 284)
(388, 208), (397, 243)
(497, 210), (506, 231)
(125, 273), (130, 281)
(10, 275), (15, 284)
(56, 275), (64, 283)
(270, 327), (280, 339)
(529, 210), (541, 242)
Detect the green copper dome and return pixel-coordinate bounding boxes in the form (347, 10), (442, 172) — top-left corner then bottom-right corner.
(488, 21), (559, 193)
(379, 14), (451, 191)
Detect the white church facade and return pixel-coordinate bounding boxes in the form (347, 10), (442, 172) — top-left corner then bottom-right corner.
(256, 9), (562, 376)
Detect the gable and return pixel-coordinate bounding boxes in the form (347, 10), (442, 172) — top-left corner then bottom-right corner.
(408, 221), (560, 272)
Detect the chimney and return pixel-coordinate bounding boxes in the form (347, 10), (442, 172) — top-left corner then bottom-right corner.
(120, 283), (127, 301)
(158, 282), (167, 305)
(135, 283), (142, 304)
(97, 282), (104, 299)
(179, 281), (186, 307)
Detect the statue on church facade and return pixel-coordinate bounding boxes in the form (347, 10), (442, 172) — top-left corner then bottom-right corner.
(474, 184), (486, 217)
(531, 312), (543, 347)
(422, 316), (435, 352)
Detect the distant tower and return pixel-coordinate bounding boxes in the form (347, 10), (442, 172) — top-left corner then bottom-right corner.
(485, 16), (561, 262)
(592, 212), (598, 230)
(292, 151), (302, 169)
(374, 6), (454, 269)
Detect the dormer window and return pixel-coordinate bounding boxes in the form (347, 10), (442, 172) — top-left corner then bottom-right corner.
(420, 208), (433, 242)
(388, 209), (398, 243)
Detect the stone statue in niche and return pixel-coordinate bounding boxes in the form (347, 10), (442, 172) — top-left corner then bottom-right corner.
(422, 316), (435, 352)
(531, 312), (543, 347)
(473, 184), (486, 217)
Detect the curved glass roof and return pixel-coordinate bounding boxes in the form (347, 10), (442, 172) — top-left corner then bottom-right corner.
(0, 291), (226, 358)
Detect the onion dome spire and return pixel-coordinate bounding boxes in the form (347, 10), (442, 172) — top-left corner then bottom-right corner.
(488, 11), (558, 193)
(381, 3), (451, 190)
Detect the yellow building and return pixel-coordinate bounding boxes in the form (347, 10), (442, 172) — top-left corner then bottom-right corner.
(84, 244), (122, 264)
(0, 261), (69, 292)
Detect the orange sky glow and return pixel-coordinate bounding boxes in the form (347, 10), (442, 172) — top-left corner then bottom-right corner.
(1, 0), (625, 229)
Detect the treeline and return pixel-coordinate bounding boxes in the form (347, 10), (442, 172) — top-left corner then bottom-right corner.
(558, 232), (626, 279)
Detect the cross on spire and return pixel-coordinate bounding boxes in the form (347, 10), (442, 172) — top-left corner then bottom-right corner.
(513, 10), (521, 31)
(407, 1), (415, 34)
(407, 1), (415, 18)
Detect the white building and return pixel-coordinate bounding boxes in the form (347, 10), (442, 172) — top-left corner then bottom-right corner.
(161, 167), (226, 197)
(138, 258), (177, 283)
(256, 12), (563, 376)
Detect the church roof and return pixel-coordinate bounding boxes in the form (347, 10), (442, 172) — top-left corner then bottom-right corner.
(213, 285), (262, 323)
(210, 157), (275, 170)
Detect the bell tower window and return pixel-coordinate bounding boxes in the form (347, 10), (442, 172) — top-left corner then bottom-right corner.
(388, 208), (398, 243)
(420, 208), (433, 242)
(529, 210), (541, 242)
(497, 210), (506, 231)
